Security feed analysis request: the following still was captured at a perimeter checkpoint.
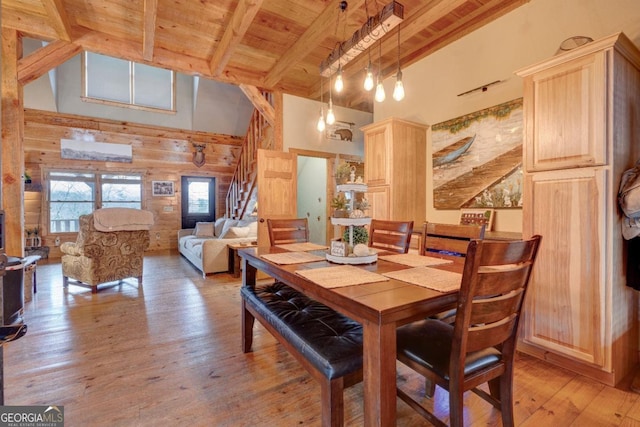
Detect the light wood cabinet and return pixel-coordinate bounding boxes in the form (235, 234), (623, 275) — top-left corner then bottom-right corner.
(362, 118), (428, 226)
(517, 32), (640, 386)
(524, 52), (607, 171)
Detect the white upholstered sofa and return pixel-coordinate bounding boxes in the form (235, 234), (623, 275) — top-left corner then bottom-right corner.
(178, 217), (257, 276)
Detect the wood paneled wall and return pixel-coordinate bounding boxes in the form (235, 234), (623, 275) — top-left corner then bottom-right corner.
(23, 108), (245, 258)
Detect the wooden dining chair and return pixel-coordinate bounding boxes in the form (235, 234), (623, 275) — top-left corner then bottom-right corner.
(421, 222), (486, 257)
(396, 235), (542, 427)
(367, 219), (414, 253)
(267, 218), (310, 245)
(422, 222), (487, 325)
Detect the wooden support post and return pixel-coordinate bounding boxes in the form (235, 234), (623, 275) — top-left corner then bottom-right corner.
(1, 29), (26, 257)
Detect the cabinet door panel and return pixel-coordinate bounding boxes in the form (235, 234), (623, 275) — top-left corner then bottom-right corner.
(367, 186), (390, 220)
(526, 53), (607, 171)
(522, 168), (606, 366)
(364, 127), (389, 186)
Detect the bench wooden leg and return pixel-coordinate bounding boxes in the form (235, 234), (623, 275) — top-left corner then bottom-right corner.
(321, 377), (345, 427)
(242, 299), (255, 353)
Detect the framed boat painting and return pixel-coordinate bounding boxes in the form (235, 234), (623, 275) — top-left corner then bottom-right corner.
(432, 98), (523, 209)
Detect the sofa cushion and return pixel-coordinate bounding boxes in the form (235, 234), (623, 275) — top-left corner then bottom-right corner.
(195, 222), (215, 237)
(225, 226), (250, 238)
(214, 217), (227, 237)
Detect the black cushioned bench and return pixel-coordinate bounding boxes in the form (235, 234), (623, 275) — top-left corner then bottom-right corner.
(241, 281), (363, 427)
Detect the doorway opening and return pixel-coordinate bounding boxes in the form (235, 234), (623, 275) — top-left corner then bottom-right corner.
(297, 156), (327, 245)
(181, 176), (215, 229)
(290, 149), (363, 246)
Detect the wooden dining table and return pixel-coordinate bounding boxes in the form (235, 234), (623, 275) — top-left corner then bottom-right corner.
(239, 245), (465, 427)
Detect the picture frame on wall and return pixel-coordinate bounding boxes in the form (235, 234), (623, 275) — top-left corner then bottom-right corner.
(431, 98), (524, 210)
(152, 180), (174, 196)
(326, 121), (355, 141)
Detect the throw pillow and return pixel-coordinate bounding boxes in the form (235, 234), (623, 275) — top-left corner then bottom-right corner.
(218, 219), (240, 239)
(225, 226), (250, 238)
(214, 217), (227, 237)
(194, 222), (214, 237)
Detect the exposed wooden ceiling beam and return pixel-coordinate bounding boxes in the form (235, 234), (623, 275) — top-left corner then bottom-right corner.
(18, 39), (82, 85)
(210, 0), (264, 77)
(239, 84), (275, 126)
(41, 0), (72, 42)
(142, 0), (158, 61)
(264, 0), (366, 89)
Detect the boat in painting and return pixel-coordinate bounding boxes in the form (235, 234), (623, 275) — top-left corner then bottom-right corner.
(432, 134), (476, 167)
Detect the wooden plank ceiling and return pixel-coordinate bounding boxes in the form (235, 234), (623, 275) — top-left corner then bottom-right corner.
(2, 0), (530, 112)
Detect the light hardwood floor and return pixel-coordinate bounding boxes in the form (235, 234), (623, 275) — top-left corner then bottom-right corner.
(5, 252), (640, 426)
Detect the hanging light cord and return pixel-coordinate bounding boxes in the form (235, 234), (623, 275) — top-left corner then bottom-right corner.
(378, 38), (382, 75)
(396, 24), (400, 67)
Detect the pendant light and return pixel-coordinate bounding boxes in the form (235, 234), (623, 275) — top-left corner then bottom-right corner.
(327, 74), (336, 125)
(374, 40), (386, 102)
(317, 111), (326, 132)
(392, 25), (405, 101)
(335, 63), (344, 93)
(363, 49), (374, 91)
(317, 77), (326, 132)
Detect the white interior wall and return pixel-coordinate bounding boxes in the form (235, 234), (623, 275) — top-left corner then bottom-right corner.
(191, 78), (254, 136)
(283, 94), (372, 158)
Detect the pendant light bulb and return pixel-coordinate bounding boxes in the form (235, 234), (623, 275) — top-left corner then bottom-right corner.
(326, 100), (336, 125)
(363, 62), (374, 91)
(317, 76), (326, 132)
(375, 76), (386, 103)
(392, 25), (405, 101)
(334, 66), (344, 93)
(393, 69), (405, 101)
(317, 109), (326, 132)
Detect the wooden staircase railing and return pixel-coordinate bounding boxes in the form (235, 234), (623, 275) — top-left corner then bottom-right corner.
(225, 93), (274, 219)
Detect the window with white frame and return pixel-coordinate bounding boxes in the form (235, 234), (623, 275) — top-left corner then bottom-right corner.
(83, 52), (175, 111)
(48, 171), (143, 233)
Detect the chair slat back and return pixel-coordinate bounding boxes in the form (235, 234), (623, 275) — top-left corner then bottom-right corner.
(368, 220), (414, 254)
(421, 222), (486, 256)
(453, 236), (541, 356)
(267, 218), (309, 246)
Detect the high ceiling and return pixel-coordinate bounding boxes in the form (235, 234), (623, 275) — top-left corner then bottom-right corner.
(2, 0), (530, 112)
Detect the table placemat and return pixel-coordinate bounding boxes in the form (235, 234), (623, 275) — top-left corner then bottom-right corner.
(379, 253), (454, 267)
(383, 267), (462, 292)
(260, 251), (324, 265)
(296, 265), (389, 288)
(276, 242), (328, 252)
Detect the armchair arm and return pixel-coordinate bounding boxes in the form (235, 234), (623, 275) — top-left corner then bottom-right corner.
(60, 242), (82, 256)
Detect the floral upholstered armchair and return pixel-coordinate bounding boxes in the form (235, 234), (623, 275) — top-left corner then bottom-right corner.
(60, 208), (154, 293)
